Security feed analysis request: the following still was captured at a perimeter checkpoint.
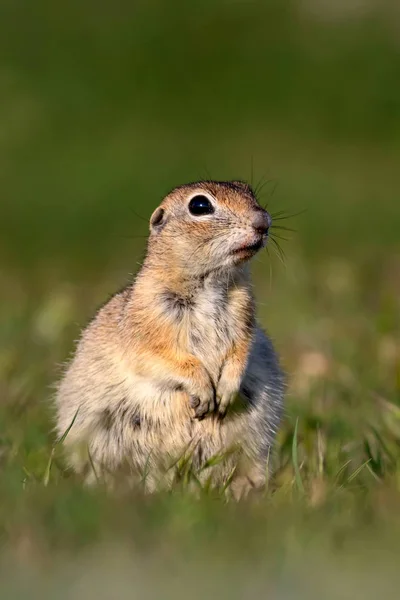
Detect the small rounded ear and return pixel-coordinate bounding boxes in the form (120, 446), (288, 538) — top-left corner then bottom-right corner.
(150, 207), (166, 231)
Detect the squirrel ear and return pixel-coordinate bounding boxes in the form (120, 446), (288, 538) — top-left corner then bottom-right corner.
(150, 207), (166, 231)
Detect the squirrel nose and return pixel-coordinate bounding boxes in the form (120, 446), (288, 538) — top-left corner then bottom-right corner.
(252, 209), (271, 235)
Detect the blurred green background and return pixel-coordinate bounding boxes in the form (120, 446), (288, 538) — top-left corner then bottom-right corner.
(1, 1), (400, 597)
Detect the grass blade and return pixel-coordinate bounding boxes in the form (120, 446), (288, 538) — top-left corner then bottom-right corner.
(292, 418), (305, 494)
(347, 459), (371, 483)
(43, 408), (79, 486)
(87, 446), (99, 483)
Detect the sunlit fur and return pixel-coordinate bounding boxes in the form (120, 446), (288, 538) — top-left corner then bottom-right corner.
(55, 181), (285, 497)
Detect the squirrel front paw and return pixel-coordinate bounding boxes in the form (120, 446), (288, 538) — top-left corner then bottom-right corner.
(188, 378), (215, 420)
(189, 394), (215, 419)
(216, 366), (242, 417)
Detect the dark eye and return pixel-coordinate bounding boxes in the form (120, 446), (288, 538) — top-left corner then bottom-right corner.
(188, 195), (215, 216)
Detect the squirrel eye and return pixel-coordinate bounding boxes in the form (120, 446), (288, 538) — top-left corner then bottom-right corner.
(188, 195), (215, 216)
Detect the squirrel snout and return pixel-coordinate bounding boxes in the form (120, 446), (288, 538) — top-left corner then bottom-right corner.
(251, 209), (271, 235)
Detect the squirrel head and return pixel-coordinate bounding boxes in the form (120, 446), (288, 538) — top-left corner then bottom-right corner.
(147, 181), (271, 278)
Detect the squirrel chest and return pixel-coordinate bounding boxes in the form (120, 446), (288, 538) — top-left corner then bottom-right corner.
(161, 279), (243, 381)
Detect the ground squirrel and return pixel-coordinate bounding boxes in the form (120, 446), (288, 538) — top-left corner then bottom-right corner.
(55, 181), (285, 497)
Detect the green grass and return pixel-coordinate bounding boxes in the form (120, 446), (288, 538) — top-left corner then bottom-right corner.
(1, 1), (400, 597)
